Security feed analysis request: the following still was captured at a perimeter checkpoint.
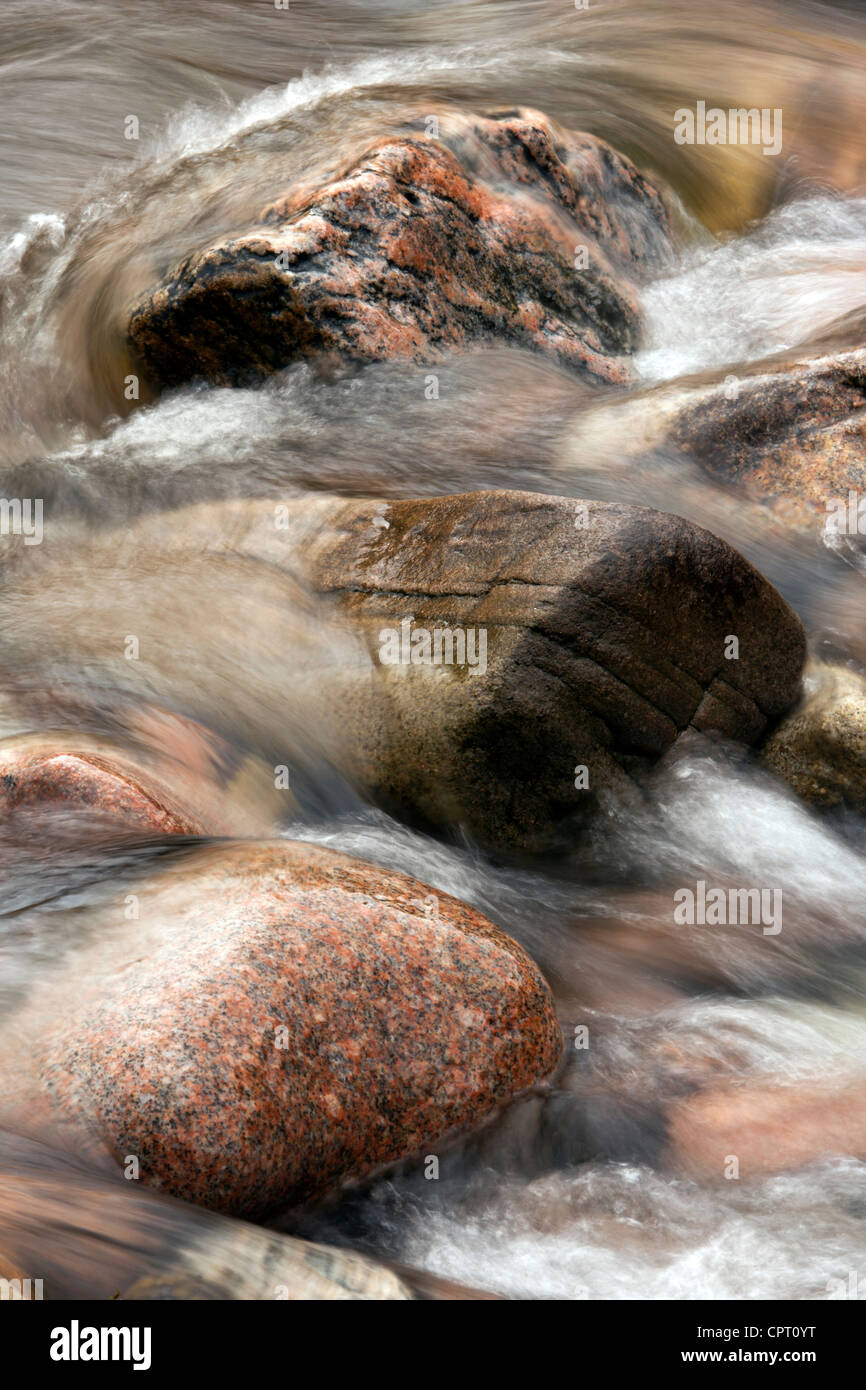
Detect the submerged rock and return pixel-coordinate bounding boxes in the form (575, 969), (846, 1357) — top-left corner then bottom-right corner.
(0, 1131), (413, 1300)
(128, 108), (671, 390)
(666, 1076), (866, 1180)
(120, 1231), (414, 1301)
(760, 661), (866, 811)
(27, 840), (562, 1216)
(666, 349), (866, 529)
(0, 741), (204, 837)
(0, 727), (282, 840)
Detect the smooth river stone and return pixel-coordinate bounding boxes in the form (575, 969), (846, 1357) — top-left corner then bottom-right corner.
(33, 840), (563, 1216)
(0, 746), (203, 836)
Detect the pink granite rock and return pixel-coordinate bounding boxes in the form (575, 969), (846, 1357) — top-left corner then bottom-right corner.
(665, 1076), (866, 1180)
(0, 726), (285, 841)
(33, 840), (563, 1216)
(128, 108), (671, 390)
(0, 744), (204, 835)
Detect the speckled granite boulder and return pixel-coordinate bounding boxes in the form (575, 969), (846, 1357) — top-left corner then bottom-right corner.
(31, 840), (562, 1216)
(562, 349), (866, 532)
(760, 661), (866, 811)
(128, 108), (671, 389)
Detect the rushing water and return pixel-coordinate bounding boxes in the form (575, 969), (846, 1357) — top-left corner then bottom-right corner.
(1, 0), (866, 1300)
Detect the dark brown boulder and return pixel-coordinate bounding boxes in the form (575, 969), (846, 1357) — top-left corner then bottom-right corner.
(284, 490), (806, 852)
(0, 491), (806, 855)
(128, 108), (671, 390)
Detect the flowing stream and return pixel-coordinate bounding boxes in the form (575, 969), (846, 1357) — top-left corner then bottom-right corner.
(1, 0), (865, 1300)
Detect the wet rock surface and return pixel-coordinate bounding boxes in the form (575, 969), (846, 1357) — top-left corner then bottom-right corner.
(666, 1076), (866, 1180)
(25, 840), (562, 1216)
(0, 741), (205, 837)
(128, 108), (672, 390)
(564, 349), (866, 532)
(0, 1131), (414, 1300)
(119, 1230), (415, 1301)
(284, 488), (806, 852)
(760, 660), (866, 811)
(667, 350), (866, 527)
(0, 490), (807, 856)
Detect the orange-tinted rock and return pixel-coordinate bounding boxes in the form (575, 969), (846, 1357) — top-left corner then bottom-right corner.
(0, 724), (287, 841)
(0, 744), (204, 836)
(128, 109), (671, 390)
(32, 841), (563, 1216)
(666, 1076), (866, 1180)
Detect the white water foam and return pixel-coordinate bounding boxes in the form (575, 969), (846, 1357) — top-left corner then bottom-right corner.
(152, 45), (584, 164)
(394, 1158), (866, 1299)
(637, 196), (866, 381)
(0, 212), (65, 279)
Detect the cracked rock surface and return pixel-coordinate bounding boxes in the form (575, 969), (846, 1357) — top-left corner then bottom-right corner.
(0, 490), (805, 855)
(285, 489), (806, 851)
